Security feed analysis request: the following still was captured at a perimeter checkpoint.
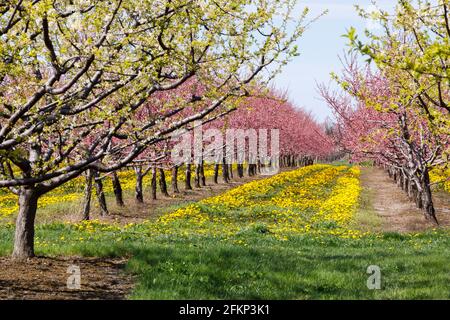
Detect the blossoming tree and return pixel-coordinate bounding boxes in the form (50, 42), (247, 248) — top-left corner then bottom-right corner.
(0, 0), (310, 259)
(320, 57), (448, 223)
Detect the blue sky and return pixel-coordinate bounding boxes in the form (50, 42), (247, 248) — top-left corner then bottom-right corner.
(274, 0), (394, 122)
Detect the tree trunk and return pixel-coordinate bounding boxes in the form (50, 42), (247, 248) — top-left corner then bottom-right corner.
(399, 171), (404, 190)
(111, 172), (124, 207)
(81, 169), (94, 220)
(248, 163), (256, 176)
(151, 166), (157, 200)
(228, 164), (234, 179)
(195, 163), (201, 188)
(237, 163), (244, 178)
(387, 167), (393, 179)
(171, 166), (180, 194)
(94, 171), (109, 215)
(135, 166), (144, 203)
(222, 156), (230, 183)
(413, 184), (423, 209)
(185, 164), (192, 190)
(421, 169), (439, 224)
(404, 177), (410, 198)
(159, 168), (170, 197)
(397, 170), (402, 188)
(407, 177), (414, 200)
(12, 187), (39, 260)
(200, 161), (206, 186)
(403, 173), (408, 192)
(213, 163), (219, 184)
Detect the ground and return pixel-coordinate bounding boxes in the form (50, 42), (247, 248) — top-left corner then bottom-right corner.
(0, 256), (133, 299)
(359, 166), (450, 232)
(0, 165), (449, 300)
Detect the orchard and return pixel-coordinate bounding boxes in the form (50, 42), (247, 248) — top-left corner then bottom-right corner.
(0, 0), (449, 301)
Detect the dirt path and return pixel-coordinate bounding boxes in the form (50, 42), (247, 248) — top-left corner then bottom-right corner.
(360, 167), (450, 232)
(0, 256), (133, 300)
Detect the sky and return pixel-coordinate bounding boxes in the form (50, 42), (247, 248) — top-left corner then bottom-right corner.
(274, 0), (394, 122)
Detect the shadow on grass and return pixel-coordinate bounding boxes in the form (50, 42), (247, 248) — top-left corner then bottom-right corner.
(0, 225), (449, 300)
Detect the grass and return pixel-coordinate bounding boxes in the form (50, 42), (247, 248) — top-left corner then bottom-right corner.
(0, 164), (449, 299)
(116, 233), (450, 300)
(352, 181), (383, 232)
(0, 225), (449, 299)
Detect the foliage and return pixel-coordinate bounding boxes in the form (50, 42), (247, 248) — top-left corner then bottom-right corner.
(344, 0), (450, 164)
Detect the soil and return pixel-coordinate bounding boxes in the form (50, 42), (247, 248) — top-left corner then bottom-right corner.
(360, 166), (450, 232)
(0, 256), (133, 300)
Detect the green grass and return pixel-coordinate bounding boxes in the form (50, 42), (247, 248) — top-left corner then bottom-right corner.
(126, 234), (450, 300)
(0, 224), (449, 299)
(0, 164), (449, 299)
(352, 181), (383, 232)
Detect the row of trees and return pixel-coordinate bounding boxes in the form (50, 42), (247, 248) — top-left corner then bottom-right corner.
(0, 0), (331, 259)
(81, 87), (335, 221)
(321, 0), (450, 224)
